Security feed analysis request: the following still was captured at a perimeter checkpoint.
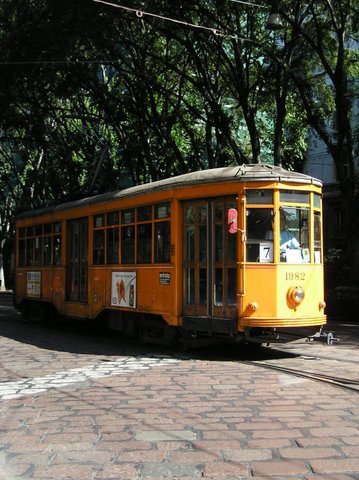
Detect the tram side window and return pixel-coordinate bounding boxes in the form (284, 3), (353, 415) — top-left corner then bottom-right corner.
(93, 230), (105, 265)
(121, 225), (135, 264)
(154, 203), (171, 264)
(17, 222), (62, 266)
(43, 223), (52, 265)
(314, 211), (322, 263)
(246, 209), (274, 263)
(137, 223), (152, 263)
(35, 225), (43, 266)
(18, 240), (26, 266)
(107, 228), (119, 264)
(53, 224), (62, 266)
(120, 209), (135, 264)
(155, 221), (170, 263)
(91, 203), (171, 266)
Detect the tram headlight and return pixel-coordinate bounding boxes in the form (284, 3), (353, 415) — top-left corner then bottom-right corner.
(287, 286), (305, 308)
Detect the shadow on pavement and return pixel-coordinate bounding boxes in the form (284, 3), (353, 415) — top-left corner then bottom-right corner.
(0, 293), (356, 363)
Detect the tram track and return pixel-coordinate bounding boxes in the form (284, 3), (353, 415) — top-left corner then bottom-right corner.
(188, 342), (359, 394)
(248, 360), (359, 393)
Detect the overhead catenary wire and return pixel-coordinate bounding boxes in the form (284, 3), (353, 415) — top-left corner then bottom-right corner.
(0, 1), (269, 66)
(93, 0), (241, 40)
(230, 0), (268, 8)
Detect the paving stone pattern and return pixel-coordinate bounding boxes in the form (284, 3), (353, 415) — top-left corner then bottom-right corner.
(0, 299), (359, 479)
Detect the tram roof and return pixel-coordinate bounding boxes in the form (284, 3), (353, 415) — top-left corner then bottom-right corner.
(16, 164), (322, 220)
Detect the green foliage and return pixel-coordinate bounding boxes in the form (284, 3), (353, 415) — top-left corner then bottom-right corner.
(0, 0), (358, 210)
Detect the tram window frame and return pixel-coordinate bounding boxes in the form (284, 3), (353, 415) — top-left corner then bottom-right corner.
(279, 206), (310, 264)
(280, 191), (310, 204)
(93, 211), (119, 265)
(17, 222), (62, 267)
(106, 211), (120, 265)
(245, 189), (274, 263)
(92, 202), (171, 266)
(52, 223), (62, 266)
(313, 194), (322, 264)
(137, 222), (152, 263)
(245, 208), (274, 263)
(155, 221), (171, 263)
(278, 190), (319, 264)
(119, 208), (134, 264)
(246, 189), (274, 205)
(154, 202), (171, 264)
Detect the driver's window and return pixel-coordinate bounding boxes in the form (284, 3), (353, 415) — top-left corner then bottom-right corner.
(246, 209), (274, 263)
(280, 207), (310, 263)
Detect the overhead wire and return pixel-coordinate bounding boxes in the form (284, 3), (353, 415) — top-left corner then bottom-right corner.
(0, 0), (268, 66)
(92, 0), (241, 40)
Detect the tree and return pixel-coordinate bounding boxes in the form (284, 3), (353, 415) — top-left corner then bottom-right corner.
(272, 0), (359, 269)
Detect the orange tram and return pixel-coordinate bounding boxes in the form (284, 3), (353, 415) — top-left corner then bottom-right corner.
(14, 164), (328, 346)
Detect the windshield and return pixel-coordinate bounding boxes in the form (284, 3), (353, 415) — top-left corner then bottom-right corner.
(280, 207), (309, 263)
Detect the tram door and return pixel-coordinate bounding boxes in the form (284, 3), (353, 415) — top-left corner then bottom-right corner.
(66, 218), (88, 302)
(183, 198), (237, 319)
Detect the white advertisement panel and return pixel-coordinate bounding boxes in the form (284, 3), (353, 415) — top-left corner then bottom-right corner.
(111, 271), (136, 308)
(27, 271), (41, 298)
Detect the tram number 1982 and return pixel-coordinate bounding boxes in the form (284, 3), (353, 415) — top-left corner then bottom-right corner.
(285, 272), (305, 281)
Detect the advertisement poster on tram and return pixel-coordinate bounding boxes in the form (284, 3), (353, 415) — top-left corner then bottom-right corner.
(111, 271), (137, 308)
(27, 272), (41, 298)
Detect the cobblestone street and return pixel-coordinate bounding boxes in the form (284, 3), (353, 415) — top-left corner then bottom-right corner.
(0, 293), (359, 479)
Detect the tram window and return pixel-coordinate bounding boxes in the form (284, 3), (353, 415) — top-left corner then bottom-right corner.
(53, 235), (62, 266)
(137, 223), (152, 263)
(214, 203), (223, 222)
(186, 267), (195, 304)
(44, 223), (52, 235)
(314, 193), (321, 209)
(26, 226), (34, 237)
(155, 202), (171, 219)
(138, 206), (152, 221)
(155, 221), (170, 263)
(122, 209), (134, 224)
(185, 206), (195, 224)
(246, 209), (274, 263)
(93, 230), (105, 265)
(314, 211), (322, 263)
(94, 215), (105, 228)
(199, 268), (207, 304)
(121, 225), (135, 264)
(17, 222), (62, 267)
(214, 268), (223, 305)
(199, 205), (207, 223)
(200, 225), (207, 262)
(280, 207), (310, 263)
(246, 189), (273, 205)
(35, 236), (42, 266)
(186, 226), (195, 262)
(43, 236), (52, 265)
(107, 228), (119, 264)
(107, 211), (119, 226)
(280, 191), (310, 204)
(214, 224), (223, 262)
(26, 238), (35, 265)
(18, 239), (26, 266)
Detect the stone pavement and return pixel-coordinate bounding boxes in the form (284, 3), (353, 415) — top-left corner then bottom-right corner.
(0, 294), (359, 479)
